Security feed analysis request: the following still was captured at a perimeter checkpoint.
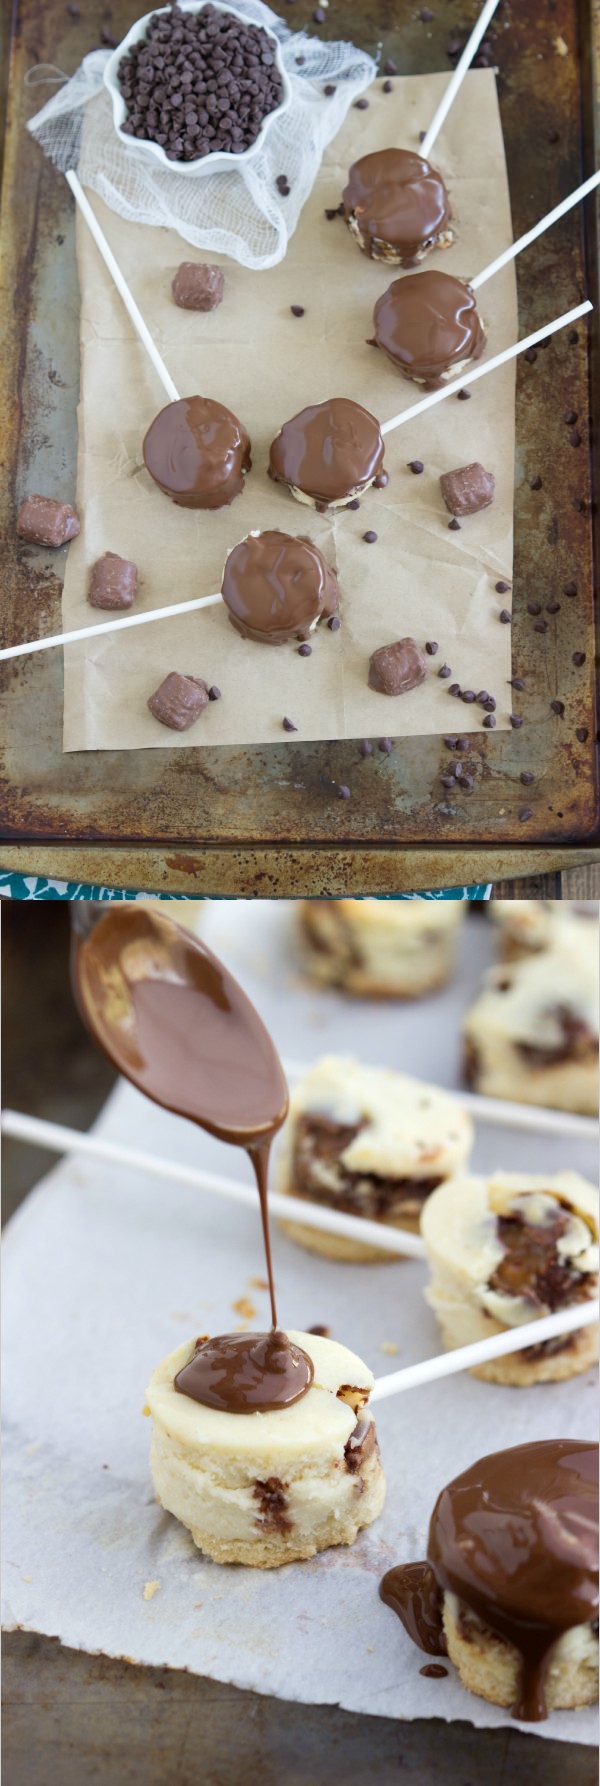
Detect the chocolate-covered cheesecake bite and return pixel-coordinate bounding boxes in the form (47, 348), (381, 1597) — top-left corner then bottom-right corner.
(373, 270), (485, 387)
(221, 530), (340, 645)
(368, 638), (429, 696)
(143, 396), (251, 509)
(342, 148), (453, 266)
(269, 398), (385, 511)
(380, 1440), (599, 1721)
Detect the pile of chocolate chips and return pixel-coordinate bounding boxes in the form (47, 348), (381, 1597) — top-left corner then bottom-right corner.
(118, 3), (284, 161)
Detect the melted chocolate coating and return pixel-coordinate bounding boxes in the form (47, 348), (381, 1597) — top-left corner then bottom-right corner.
(269, 399), (385, 508)
(71, 907), (288, 1327)
(380, 1561), (447, 1655)
(221, 530), (340, 645)
(381, 1440), (599, 1722)
(342, 148), (451, 264)
(373, 270), (485, 385)
(143, 396), (251, 508)
(175, 1329), (314, 1414)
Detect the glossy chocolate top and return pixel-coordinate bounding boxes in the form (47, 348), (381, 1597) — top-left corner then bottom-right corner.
(143, 395), (251, 508)
(221, 530), (339, 644)
(269, 398), (385, 506)
(373, 270), (485, 382)
(381, 1440), (598, 1722)
(175, 1329), (314, 1414)
(343, 148), (450, 263)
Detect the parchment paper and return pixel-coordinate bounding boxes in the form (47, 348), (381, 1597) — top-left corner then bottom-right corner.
(62, 70), (517, 751)
(2, 904), (597, 1742)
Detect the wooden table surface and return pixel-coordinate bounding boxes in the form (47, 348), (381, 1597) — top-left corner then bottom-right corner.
(2, 901), (597, 1785)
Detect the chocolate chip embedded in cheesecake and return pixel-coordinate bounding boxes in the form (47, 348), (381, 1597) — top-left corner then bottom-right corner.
(276, 1055), (473, 1261)
(421, 1168), (599, 1384)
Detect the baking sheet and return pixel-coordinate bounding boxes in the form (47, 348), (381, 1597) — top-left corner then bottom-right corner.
(2, 904), (597, 1742)
(62, 68), (517, 751)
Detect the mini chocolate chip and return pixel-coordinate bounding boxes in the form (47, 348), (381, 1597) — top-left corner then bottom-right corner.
(572, 498), (586, 512)
(328, 615), (341, 631)
(457, 738), (470, 753)
(572, 651), (586, 665)
(564, 581), (578, 596)
(378, 737), (393, 754)
(337, 784), (351, 799)
(527, 601), (542, 615)
(448, 518), (461, 530)
(524, 347), (537, 363)
(441, 775), (456, 788)
(519, 807), (534, 822)
(499, 610), (511, 623)
(533, 620), (549, 633)
(520, 770), (535, 785)
(354, 96), (369, 109)
(359, 739), (374, 756)
(323, 83), (337, 96)
(550, 699), (565, 715)
(563, 410), (578, 425)
(346, 498), (360, 510)
(495, 580), (510, 593)
(363, 530), (378, 543)
(408, 460), (424, 474)
(283, 716), (298, 731)
(476, 690), (489, 704)
(448, 683), (461, 696)
(325, 206), (340, 220)
(482, 696), (496, 712)
(290, 304), (304, 317)
(383, 57), (397, 73)
(530, 475), (542, 490)
(576, 726), (589, 742)
(443, 736), (458, 749)
(569, 430), (582, 447)
(461, 773), (474, 790)
(100, 26), (118, 45)
(276, 174), (290, 196)
(298, 643), (312, 656)
(509, 714), (523, 728)
(483, 714), (496, 728)
(457, 388), (471, 401)
(546, 601), (561, 614)
(438, 664), (452, 679)
(313, 6), (325, 20)
(382, 79), (394, 92)
(462, 691), (476, 705)
(509, 677), (525, 690)
(425, 641), (438, 655)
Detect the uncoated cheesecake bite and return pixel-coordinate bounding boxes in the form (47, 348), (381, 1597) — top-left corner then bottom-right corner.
(276, 1055), (474, 1261)
(421, 1168), (599, 1383)
(145, 1328), (385, 1566)
(298, 897), (465, 998)
(463, 921), (599, 1115)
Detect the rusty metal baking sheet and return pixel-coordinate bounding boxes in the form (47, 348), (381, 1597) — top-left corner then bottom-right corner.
(0, 0), (598, 873)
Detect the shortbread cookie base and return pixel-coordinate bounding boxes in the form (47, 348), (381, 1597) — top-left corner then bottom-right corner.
(466, 1051), (598, 1118)
(443, 1591), (599, 1714)
(278, 1197), (419, 1264)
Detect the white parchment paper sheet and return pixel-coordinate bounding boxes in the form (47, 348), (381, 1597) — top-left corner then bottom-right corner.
(2, 904), (597, 1743)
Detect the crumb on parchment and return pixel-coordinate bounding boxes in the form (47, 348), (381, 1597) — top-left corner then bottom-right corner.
(143, 1580), (160, 1602)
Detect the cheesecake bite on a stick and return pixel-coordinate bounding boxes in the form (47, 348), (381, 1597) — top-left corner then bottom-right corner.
(221, 530), (339, 644)
(463, 922), (599, 1115)
(145, 1327), (385, 1566)
(373, 269), (485, 388)
(342, 148), (453, 266)
(143, 396), (251, 508)
(276, 1056), (473, 1262)
(380, 1439), (599, 1720)
(421, 1169), (599, 1384)
(269, 398), (386, 512)
(299, 897), (464, 998)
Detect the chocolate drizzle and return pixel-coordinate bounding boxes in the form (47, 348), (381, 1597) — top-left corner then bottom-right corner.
(174, 1330), (314, 1414)
(342, 148), (451, 264)
(221, 530), (339, 644)
(143, 396), (251, 508)
(373, 270), (485, 385)
(380, 1440), (599, 1721)
(269, 399), (385, 507)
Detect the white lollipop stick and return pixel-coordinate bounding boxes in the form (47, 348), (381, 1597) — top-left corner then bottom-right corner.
(66, 170), (180, 403)
(379, 298), (591, 436)
(0, 1109), (426, 1260)
(420, 0), (502, 160)
(370, 1299), (599, 1401)
(471, 169), (600, 290)
(0, 592), (222, 662)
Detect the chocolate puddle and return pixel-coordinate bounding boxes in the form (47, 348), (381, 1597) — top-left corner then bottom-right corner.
(72, 906), (312, 1411)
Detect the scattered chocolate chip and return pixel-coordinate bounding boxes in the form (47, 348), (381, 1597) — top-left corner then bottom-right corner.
(546, 601), (561, 614)
(569, 430), (582, 447)
(337, 783), (351, 799)
(208, 685), (221, 701)
(283, 716), (298, 731)
(382, 79), (394, 92)
(527, 601), (542, 615)
(438, 664), (452, 679)
(576, 726), (589, 743)
(524, 347), (537, 363)
(499, 610), (511, 624)
(323, 83), (337, 96)
(509, 677), (525, 690)
(383, 57), (397, 73)
(568, 330), (579, 345)
(461, 689), (476, 704)
(495, 580), (510, 593)
(354, 96), (369, 109)
(456, 388), (471, 401)
(56, 234), (65, 245)
(509, 714), (523, 728)
(346, 498), (360, 510)
(443, 736), (458, 750)
(100, 26), (118, 45)
(425, 641), (438, 655)
(461, 773), (474, 790)
(325, 205), (342, 220)
(441, 775), (456, 788)
(448, 518), (461, 530)
(373, 470), (389, 489)
(313, 6), (326, 21)
(529, 475), (542, 490)
(276, 174), (290, 196)
(533, 620), (549, 633)
(290, 304), (305, 317)
(519, 807), (534, 822)
(563, 581), (577, 596)
(328, 615), (341, 631)
(446, 37), (462, 57)
(408, 459), (424, 474)
(448, 682), (461, 696)
(359, 739), (374, 756)
(482, 696), (496, 712)
(363, 530), (378, 543)
(520, 770), (535, 785)
(296, 54), (306, 64)
(483, 714), (496, 728)
(378, 737), (393, 753)
(550, 699), (565, 715)
(298, 642), (312, 656)
(563, 410), (578, 425)
(572, 498), (586, 512)
(572, 651), (586, 665)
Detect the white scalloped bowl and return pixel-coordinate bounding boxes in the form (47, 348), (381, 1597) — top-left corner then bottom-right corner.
(103, 1), (292, 176)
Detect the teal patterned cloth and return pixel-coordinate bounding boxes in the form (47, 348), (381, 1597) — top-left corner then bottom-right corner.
(0, 874), (491, 901)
